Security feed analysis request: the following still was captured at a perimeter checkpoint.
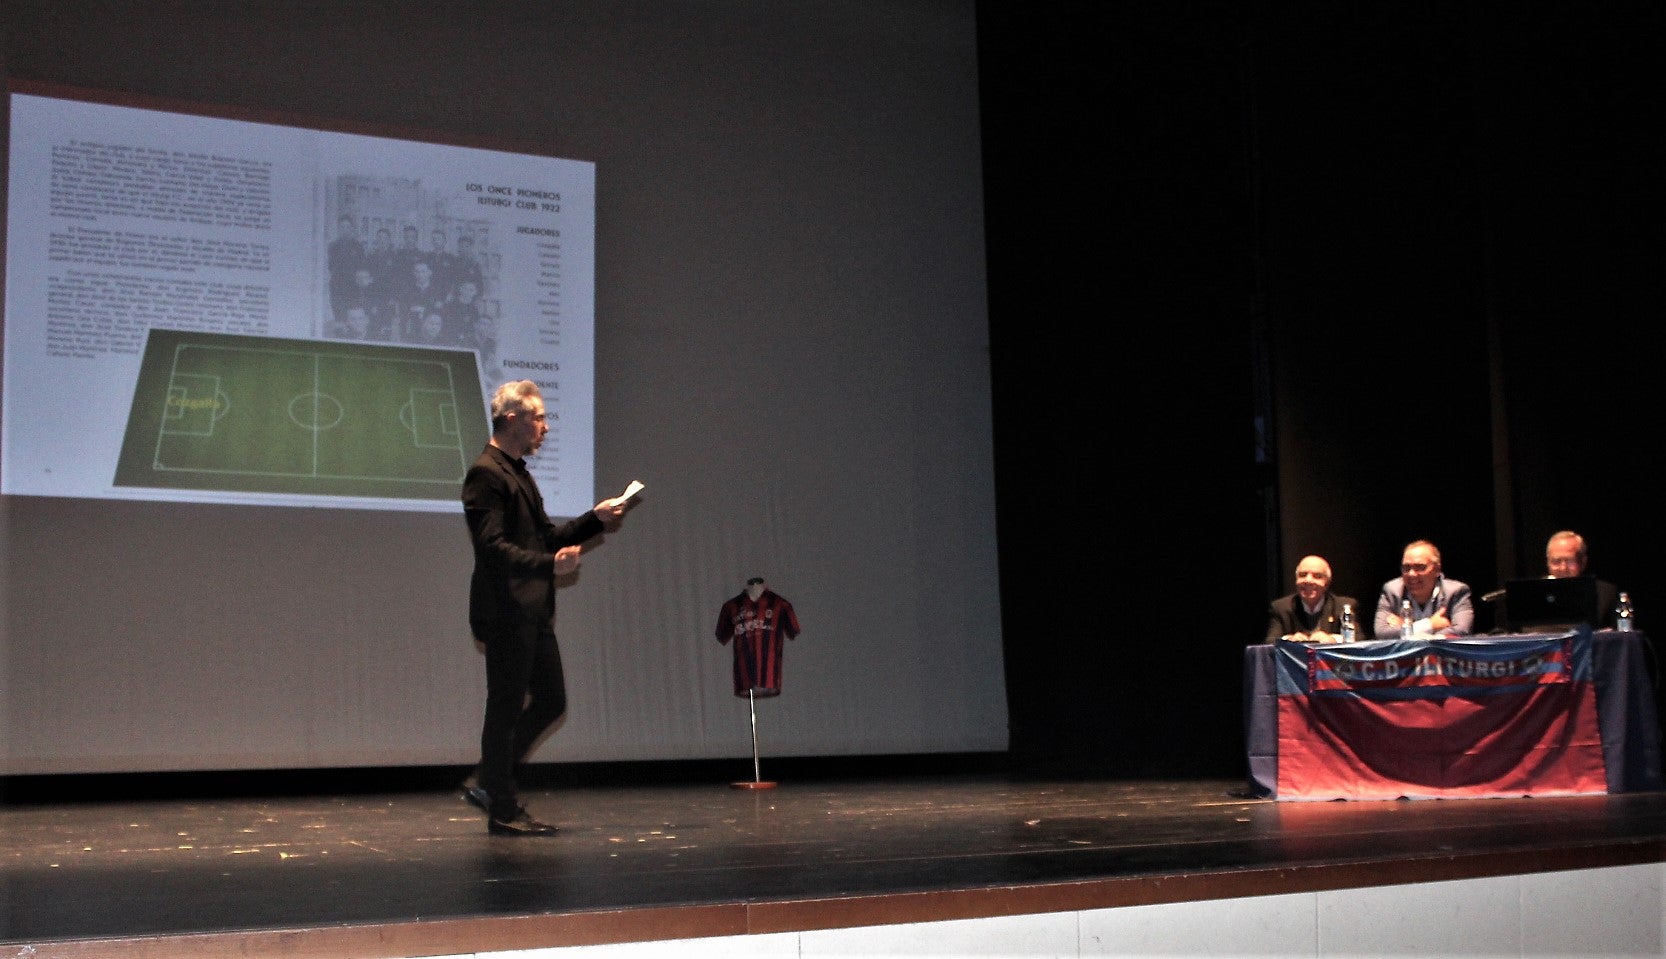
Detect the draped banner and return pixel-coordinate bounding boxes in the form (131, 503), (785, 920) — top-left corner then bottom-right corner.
(1274, 629), (1607, 799)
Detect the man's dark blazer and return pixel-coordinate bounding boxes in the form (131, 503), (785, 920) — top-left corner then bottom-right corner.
(1264, 592), (1360, 642)
(462, 444), (602, 635)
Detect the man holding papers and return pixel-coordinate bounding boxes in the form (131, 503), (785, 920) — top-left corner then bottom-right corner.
(459, 379), (640, 836)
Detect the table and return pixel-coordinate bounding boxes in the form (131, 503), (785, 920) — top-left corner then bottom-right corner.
(1244, 630), (1663, 799)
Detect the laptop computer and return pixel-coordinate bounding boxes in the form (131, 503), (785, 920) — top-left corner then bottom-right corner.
(1503, 576), (1599, 633)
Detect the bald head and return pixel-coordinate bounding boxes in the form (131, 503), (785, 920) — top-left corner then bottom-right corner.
(1294, 555), (1332, 604)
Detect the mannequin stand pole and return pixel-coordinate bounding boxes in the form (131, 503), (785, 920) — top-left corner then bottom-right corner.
(731, 688), (777, 790)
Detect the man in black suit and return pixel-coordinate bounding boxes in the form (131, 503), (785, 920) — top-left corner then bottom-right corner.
(325, 213), (364, 315)
(1265, 555), (1359, 643)
(460, 379), (629, 835)
(1545, 530), (1622, 630)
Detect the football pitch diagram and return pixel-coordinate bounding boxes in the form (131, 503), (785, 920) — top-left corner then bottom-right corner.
(115, 330), (488, 502)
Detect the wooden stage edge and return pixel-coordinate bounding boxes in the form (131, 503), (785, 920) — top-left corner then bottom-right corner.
(7, 760), (1666, 959)
(20, 838), (1666, 959)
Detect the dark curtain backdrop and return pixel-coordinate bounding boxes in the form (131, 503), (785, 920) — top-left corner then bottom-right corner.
(982, 2), (1663, 777)
(981, 5), (1263, 777)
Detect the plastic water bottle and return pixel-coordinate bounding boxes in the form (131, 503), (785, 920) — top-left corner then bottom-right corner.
(1400, 598), (1414, 639)
(1340, 603), (1357, 643)
(1616, 592), (1634, 632)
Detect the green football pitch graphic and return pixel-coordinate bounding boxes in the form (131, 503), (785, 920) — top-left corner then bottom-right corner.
(115, 330), (488, 501)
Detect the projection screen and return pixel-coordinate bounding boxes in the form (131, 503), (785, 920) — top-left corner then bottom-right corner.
(5, 91), (596, 516)
(0, 0), (1005, 776)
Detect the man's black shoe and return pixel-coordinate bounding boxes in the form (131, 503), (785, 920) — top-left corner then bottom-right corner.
(488, 807), (558, 836)
(460, 781), (491, 813)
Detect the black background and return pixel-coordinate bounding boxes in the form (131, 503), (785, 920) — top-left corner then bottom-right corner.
(981, 3), (1663, 776)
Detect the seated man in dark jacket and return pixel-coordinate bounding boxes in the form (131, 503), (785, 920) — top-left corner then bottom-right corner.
(1265, 555), (1359, 644)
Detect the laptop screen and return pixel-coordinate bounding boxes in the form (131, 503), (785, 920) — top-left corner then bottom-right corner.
(1503, 576), (1599, 632)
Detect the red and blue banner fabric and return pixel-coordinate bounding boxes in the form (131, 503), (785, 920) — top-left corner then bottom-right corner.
(1274, 629), (1607, 799)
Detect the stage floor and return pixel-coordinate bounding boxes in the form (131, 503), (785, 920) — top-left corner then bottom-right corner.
(4, 772), (1666, 958)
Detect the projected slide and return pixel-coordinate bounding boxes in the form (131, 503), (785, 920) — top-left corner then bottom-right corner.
(115, 330), (487, 500)
(3, 88), (596, 513)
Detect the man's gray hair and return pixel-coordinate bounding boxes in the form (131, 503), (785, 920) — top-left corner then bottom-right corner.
(1547, 530), (1589, 564)
(489, 380), (541, 433)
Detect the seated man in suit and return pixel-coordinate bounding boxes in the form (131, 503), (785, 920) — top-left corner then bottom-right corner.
(1544, 530), (1623, 629)
(1266, 555), (1359, 643)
